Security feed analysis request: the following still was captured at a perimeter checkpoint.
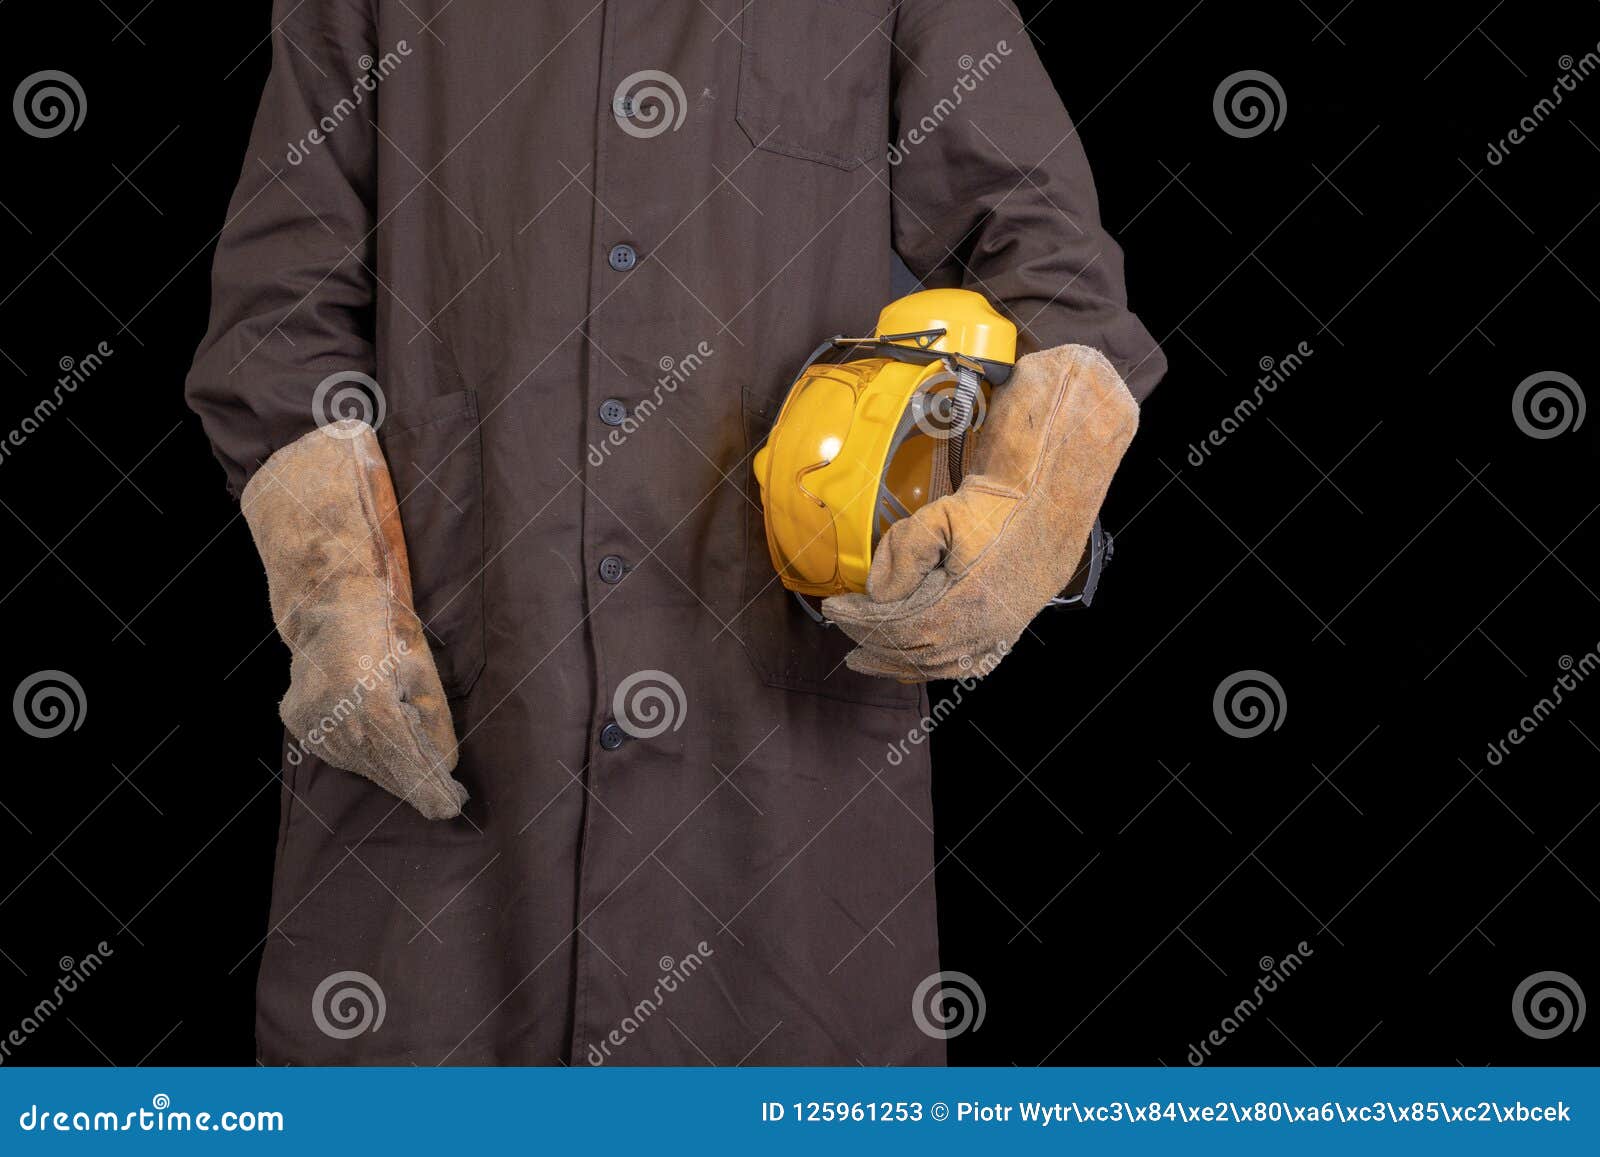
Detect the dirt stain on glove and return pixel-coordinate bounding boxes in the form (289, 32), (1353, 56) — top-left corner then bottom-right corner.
(241, 421), (468, 820)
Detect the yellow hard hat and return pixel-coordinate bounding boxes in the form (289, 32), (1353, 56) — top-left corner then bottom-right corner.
(752, 289), (1017, 598)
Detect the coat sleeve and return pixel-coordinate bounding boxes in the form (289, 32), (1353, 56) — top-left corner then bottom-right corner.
(888, 1), (1167, 400)
(186, 0), (379, 498)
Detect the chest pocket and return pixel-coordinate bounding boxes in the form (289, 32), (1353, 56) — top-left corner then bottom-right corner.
(736, 0), (893, 170)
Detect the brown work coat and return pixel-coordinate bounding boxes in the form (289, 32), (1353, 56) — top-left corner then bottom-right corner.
(187, 0), (1165, 1064)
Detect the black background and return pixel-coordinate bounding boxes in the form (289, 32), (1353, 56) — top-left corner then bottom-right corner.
(1, 1), (1596, 1066)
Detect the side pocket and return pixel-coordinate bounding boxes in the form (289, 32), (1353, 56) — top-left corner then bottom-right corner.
(740, 387), (919, 708)
(380, 389), (486, 699)
(736, 0), (892, 171)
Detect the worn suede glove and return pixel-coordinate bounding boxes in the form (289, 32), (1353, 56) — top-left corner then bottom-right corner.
(241, 421), (468, 819)
(822, 344), (1139, 681)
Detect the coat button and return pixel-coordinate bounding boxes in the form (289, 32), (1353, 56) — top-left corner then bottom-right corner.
(598, 554), (627, 583)
(599, 722), (627, 750)
(598, 398), (629, 426)
(607, 243), (637, 272)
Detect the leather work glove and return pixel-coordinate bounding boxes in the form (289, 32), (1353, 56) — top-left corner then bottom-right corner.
(241, 421), (468, 820)
(822, 344), (1139, 682)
